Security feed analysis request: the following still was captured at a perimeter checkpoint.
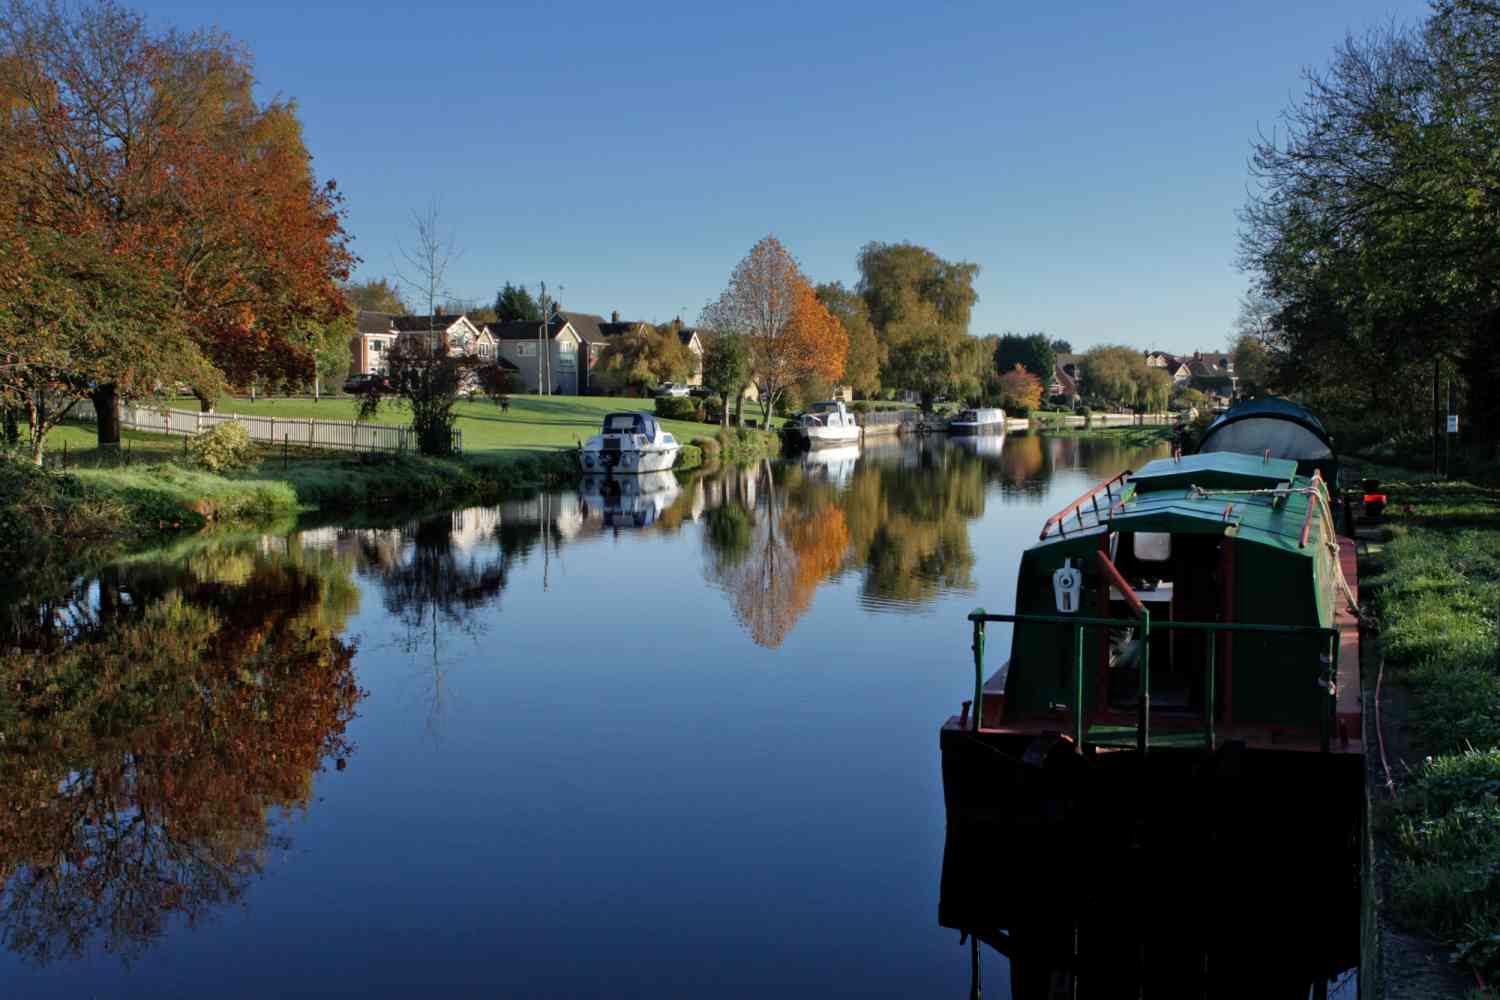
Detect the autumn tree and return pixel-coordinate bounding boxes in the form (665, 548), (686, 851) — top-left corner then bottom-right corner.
(345, 278), (407, 315)
(997, 364), (1044, 415)
(815, 282), (882, 397)
(592, 325), (695, 395)
(701, 237), (847, 425)
(0, 0), (353, 436)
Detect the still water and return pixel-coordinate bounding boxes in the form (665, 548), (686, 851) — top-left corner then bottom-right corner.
(0, 434), (1355, 997)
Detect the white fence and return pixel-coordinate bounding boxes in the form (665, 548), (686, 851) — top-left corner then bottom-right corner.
(70, 399), (461, 455)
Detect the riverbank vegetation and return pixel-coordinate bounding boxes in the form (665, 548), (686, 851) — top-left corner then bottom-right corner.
(1359, 477), (1500, 980)
(1240, 2), (1500, 470)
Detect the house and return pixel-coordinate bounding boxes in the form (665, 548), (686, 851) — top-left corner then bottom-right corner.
(673, 326), (706, 386)
(483, 315), (585, 394)
(1050, 353), (1085, 401)
(350, 310), (399, 375)
(1187, 352), (1237, 399)
(392, 314), (496, 362)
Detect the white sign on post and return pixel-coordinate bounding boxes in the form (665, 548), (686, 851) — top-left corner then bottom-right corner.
(1448, 414), (1460, 433)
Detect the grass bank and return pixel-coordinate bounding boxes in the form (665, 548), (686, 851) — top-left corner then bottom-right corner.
(1362, 477), (1500, 981)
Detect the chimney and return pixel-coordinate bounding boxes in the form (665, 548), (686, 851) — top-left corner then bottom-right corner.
(611, 310), (619, 323)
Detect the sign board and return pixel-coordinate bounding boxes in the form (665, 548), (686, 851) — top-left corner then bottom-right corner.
(1447, 414), (1460, 433)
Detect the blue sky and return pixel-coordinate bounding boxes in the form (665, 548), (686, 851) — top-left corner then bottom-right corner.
(143, 0), (1430, 353)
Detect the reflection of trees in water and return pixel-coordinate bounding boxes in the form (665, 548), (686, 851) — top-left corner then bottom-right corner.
(702, 462), (851, 648)
(0, 543), (362, 966)
(841, 447), (981, 605)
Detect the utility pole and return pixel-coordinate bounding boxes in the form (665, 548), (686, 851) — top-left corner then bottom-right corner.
(537, 281), (550, 396)
(1434, 358), (1441, 475)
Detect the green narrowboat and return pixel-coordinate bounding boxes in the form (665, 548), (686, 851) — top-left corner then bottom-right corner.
(939, 450), (1363, 838)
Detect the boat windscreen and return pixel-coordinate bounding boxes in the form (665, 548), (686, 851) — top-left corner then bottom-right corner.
(957, 410), (977, 422)
(605, 414), (642, 433)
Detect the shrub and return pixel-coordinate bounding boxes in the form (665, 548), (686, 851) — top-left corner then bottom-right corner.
(851, 400), (871, 415)
(654, 395), (698, 421)
(702, 395), (725, 423)
(691, 436), (722, 463)
(673, 444), (703, 471)
(737, 426), (754, 443)
(188, 422), (256, 473)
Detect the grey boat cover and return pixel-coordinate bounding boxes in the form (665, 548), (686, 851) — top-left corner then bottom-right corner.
(1198, 397), (1338, 482)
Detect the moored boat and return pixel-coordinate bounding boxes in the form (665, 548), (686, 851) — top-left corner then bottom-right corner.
(788, 400), (860, 447)
(940, 449), (1363, 844)
(947, 407), (1005, 435)
(579, 412), (680, 474)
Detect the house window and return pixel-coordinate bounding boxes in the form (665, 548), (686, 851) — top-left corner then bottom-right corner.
(369, 340), (383, 352)
(517, 343), (536, 357)
(559, 341), (576, 354)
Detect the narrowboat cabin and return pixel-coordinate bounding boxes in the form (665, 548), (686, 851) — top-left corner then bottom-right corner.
(947, 407), (1005, 436)
(579, 412), (680, 474)
(940, 450), (1363, 841)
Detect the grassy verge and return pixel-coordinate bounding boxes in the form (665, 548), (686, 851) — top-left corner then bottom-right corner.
(1362, 477), (1500, 980)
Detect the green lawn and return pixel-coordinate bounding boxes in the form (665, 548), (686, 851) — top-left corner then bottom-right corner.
(210, 393), (733, 453)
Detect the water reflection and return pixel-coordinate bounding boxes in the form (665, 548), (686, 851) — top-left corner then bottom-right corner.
(0, 541), (363, 966)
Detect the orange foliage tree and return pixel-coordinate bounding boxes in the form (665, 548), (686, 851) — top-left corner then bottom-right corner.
(997, 363), (1044, 415)
(0, 0), (354, 435)
(701, 236), (848, 424)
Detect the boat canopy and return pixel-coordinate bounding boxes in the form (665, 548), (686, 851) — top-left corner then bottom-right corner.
(809, 401), (845, 413)
(603, 412), (659, 437)
(1198, 397), (1337, 482)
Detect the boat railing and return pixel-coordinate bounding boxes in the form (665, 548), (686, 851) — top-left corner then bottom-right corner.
(1038, 470), (1132, 540)
(964, 556), (1341, 754)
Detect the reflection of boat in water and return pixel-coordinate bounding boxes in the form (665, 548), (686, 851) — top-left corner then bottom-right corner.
(579, 412), (680, 474)
(938, 819), (1358, 998)
(949, 431), (1005, 457)
(788, 400), (860, 447)
(940, 448), (1363, 900)
(579, 471), (681, 528)
(947, 406), (1005, 435)
(798, 443), (858, 485)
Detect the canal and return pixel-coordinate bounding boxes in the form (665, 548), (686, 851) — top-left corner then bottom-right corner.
(0, 433), (1357, 997)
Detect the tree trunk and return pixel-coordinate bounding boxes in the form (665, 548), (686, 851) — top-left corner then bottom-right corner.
(1, 405), (17, 446)
(720, 389), (730, 429)
(194, 391), (216, 414)
(91, 383), (121, 451)
(27, 394), (44, 466)
(734, 388), (745, 427)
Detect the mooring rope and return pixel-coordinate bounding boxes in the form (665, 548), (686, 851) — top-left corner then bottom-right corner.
(1185, 483), (1361, 615)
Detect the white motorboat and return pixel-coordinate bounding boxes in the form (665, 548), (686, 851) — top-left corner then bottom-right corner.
(579, 411), (681, 474)
(947, 407), (1005, 436)
(790, 400), (861, 447)
(579, 471), (681, 528)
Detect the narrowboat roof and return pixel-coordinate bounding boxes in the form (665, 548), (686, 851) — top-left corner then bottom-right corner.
(1107, 483), (1323, 555)
(1131, 453), (1298, 492)
(1035, 452), (1329, 555)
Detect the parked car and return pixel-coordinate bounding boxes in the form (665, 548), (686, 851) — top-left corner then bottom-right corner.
(654, 382), (691, 397)
(344, 373), (390, 395)
(688, 386), (714, 399)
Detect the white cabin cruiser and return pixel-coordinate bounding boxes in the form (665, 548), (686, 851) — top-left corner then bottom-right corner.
(579, 471), (681, 528)
(947, 407), (1005, 436)
(791, 400), (861, 447)
(579, 412), (681, 474)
